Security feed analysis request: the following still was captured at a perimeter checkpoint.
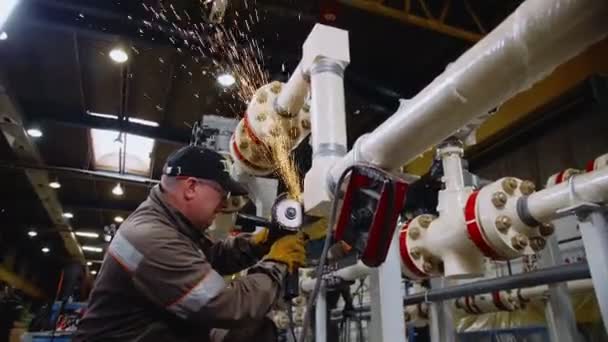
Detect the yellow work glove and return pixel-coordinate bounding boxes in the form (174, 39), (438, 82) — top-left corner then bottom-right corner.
(251, 227), (270, 245)
(263, 233), (307, 272)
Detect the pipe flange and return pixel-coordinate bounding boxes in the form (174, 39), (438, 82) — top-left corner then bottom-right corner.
(399, 216), (440, 280)
(468, 178), (545, 260)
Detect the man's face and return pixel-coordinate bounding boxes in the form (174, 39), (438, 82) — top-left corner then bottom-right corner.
(182, 177), (227, 229)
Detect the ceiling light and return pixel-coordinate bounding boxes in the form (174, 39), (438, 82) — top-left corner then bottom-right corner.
(104, 234), (112, 242)
(112, 183), (124, 196)
(114, 216), (124, 223)
(109, 48), (129, 63)
(86, 261), (93, 266)
(28, 230), (37, 237)
(217, 73), (235, 87)
(90, 270), (97, 275)
(62, 212), (74, 219)
(41, 247), (50, 254)
(86, 111), (119, 120)
(0, 0), (19, 31)
(27, 128), (43, 138)
(0, 32), (7, 41)
(82, 246), (103, 253)
(128, 117), (159, 127)
(49, 181), (61, 189)
(75, 231), (99, 239)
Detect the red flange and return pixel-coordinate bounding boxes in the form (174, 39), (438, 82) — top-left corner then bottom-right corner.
(464, 191), (505, 260)
(399, 222), (427, 278)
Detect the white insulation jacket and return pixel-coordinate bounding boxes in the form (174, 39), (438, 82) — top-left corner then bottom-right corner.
(331, 0), (608, 180)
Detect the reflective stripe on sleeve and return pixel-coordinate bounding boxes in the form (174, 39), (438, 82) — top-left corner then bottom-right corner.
(107, 232), (143, 273)
(167, 270), (226, 319)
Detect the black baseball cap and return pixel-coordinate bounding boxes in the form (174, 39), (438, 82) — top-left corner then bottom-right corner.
(163, 145), (248, 196)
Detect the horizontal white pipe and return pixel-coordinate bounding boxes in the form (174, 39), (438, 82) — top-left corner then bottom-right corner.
(527, 167), (608, 222)
(276, 61), (309, 116)
(331, 0), (608, 181)
(518, 279), (593, 301)
(300, 261), (370, 292)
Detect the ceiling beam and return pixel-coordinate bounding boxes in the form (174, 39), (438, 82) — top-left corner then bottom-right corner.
(23, 104), (189, 144)
(0, 77), (84, 263)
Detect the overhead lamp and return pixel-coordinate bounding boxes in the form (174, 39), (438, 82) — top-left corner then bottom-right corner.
(82, 246), (103, 253)
(41, 247), (50, 254)
(109, 48), (129, 63)
(0, 0), (19, 31)
(217, 73), (235, 87)
(26, 128), (43, 138)
(49, 181), (61, 189)
(114, 216), (124, 223)
(90, 270), (97, 275)
(75, 231), (99, 239)
(86, 261), (93, 266)
(28, 230), (37, 237)
(0, 32), (7, 41)
(103, 234), (112, 242)
(62, 212), (74, 219)
(112, 183), (124, 196)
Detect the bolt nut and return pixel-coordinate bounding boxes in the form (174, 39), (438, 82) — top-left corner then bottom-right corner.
(511, 234), (529, 250)
(495, 215), (512, 233)
(408, 227), (421, 240)
(491, 191), (508, 208)
(256, 112), (267, 122)
(529, 237), (546, 252)
(239, 140), (249, 150)
(539, 222), (555, 237)
(422, 261), (434, 273)
(231, 197), (241, 206)
(520, 180), (536, 195)
(301, 118), (311, 130)
(501, 178), (518, 195)
(256, 91), (268, 104)
(269, 125), (281, 137)
(410, 247), (423, 260)
(418, 215), (434, 228)
(270, 82), (282, 94)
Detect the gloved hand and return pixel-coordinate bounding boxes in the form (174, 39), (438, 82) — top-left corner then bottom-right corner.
(263, 233), (307, 272)
(250, 227), (283, 255)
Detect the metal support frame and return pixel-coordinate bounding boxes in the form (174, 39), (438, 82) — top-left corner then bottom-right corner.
(428, 278), (455, 342)
(539, 236), (582, 342)
(576, 207), (608, 331)
(315, 284), (327, 342)
(368, 228), (406, 342)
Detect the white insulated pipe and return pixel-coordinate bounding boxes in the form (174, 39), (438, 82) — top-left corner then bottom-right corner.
(518, 279), (593, 301)
(300, 261), (371, 292)
(315, 286), (327, 342)
(527, 167), (608, 222)
(275, 61), (310, 116)
(331, 0), (608, 181)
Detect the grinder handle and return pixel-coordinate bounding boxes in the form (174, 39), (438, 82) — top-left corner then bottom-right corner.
(284, 270), (299, 300)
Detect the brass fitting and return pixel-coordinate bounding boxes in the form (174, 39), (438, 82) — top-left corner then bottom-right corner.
(270, 82), (282, 94)
(418, 215), (434, 228)
(520, 180), (536, 195)
(539, 222), (555, 237)
(492, 191), (508, 208)
(529, 237), (546, 252)
(495, 215), (512, 233)
(408, 227), (421, 240)
(511, 234), (529, 250)
(256, 91), (268, 104)
(501, 178), (518, 195)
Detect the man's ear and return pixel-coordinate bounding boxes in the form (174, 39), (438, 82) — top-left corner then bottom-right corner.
(184, 178), (198, 200)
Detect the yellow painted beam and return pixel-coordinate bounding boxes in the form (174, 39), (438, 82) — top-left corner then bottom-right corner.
(338, 0), (483, 43)
(0, 266), (45, 299)
(403, 38), (608, 176)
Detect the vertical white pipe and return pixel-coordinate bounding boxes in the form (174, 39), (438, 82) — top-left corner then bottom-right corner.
(315, 285), (327, 342)
(527, 168), (608, 222)
(331, 0), (608, 181)
(309, 58), (348, 156)
(276, 62), (310, 116)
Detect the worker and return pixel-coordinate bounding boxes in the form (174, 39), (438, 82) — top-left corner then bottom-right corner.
(74, 145), (307, 342)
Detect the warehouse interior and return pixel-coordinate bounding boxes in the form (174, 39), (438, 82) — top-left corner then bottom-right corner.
(0, 0), (607, 341)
